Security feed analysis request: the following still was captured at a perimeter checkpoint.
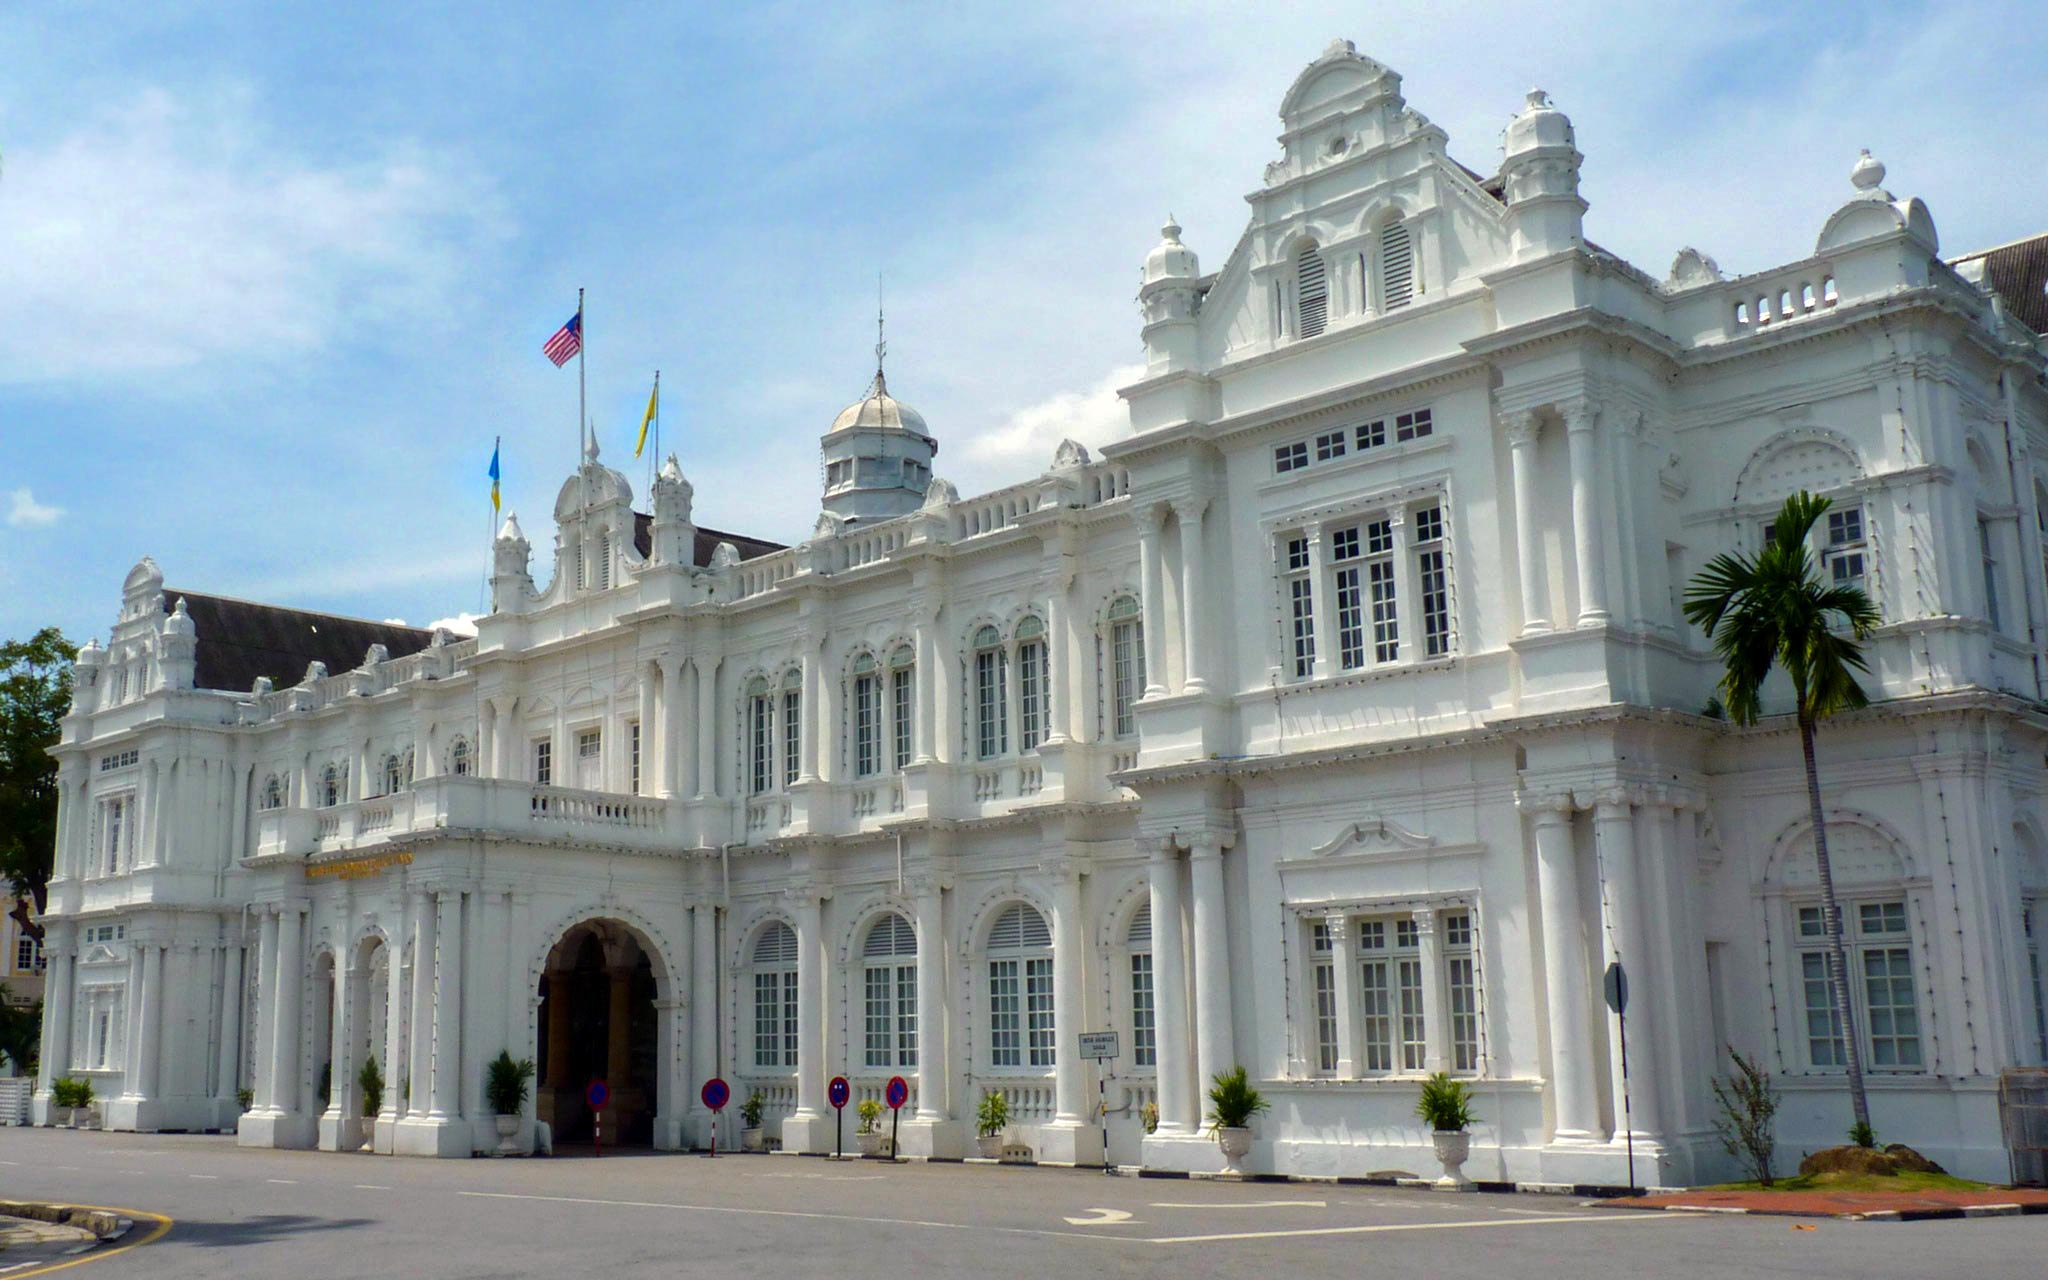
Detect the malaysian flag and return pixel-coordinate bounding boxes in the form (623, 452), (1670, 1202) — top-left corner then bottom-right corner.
(543, 311), (583, 366)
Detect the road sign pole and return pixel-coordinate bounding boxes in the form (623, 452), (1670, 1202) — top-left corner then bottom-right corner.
(1099, 1073), (1109, 1175)
(891, 1104), (901, 1163)
(835, 1104), (843, 1160)
(1619, 1001), (1635, 1192)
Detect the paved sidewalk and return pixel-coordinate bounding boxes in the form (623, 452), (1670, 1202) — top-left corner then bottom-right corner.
(1623, 1186), (2048, 1221)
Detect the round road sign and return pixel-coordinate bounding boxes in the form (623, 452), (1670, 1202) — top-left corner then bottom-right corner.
(586, 1078), (610, 1109)
(885, 1076), (909, 1110)
(828, 1076), (851, 1110)
(701, 1077), (731, 1112)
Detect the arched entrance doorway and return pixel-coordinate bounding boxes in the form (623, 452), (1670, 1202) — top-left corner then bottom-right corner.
(537, 920), (660, 1146)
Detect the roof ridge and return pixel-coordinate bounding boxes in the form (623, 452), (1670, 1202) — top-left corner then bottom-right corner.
(162, 588), (436, 636)
(1947, 229), (2048, 262)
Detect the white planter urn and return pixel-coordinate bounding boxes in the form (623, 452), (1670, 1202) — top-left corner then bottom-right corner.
(857, 1130), (889, 1158)
(494, 1114), (522, 1156)
(975, 1133), (1004, 1160)
(49, 1106), (72, 1128)
(741, 1126), (765, 1153)
(1431, 1129), (1473, 1191)
(1216, 1126), (1253, 1172)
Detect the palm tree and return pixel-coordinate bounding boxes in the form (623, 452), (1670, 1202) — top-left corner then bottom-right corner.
(1684, 490), (1882, 1139)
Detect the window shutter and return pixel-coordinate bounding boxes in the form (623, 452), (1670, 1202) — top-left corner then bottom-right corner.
(753, 921), (798, 965)
(1380, 222), (1414, 310)
(1127, 903), (1152, 947)
(864, 913), (917, 958)
(1297, 246), (1328, 337)
(989, 904), (1051, 951)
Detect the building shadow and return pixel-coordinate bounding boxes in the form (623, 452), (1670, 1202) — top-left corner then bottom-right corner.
(157, 1214), (376, 1249)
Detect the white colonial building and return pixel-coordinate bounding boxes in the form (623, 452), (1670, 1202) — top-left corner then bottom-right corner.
(31, 41), (2048, 1185)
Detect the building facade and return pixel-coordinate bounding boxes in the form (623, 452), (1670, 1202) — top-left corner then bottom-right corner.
(31, 41), (2048, 1183)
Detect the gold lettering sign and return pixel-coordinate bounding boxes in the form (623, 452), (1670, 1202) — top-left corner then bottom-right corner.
(305, 851), (415, 881)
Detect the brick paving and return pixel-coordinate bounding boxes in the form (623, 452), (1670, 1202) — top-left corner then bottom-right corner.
(1624, 1186), (2048, 1219)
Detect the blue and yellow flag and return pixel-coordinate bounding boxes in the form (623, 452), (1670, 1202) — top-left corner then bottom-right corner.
(488, 438), (502, 512)
(635, 371), (659, 458)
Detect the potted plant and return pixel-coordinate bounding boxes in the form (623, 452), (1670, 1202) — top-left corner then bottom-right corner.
(358, 1056), (384, 1118)
(740, 1090), (766, 1152)
(1206, 1066), (1268, 1172)
(485, 1051), (535, 1156)
(856, 1098), (888, 1157)
(975, 1089), (1009, 1159)
(51, 1076), (91, 1127)
(1140, 1100), (1160, 1135)
(1416, 1072), (1477, 1191)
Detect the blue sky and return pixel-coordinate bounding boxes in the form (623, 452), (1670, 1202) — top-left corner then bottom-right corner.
(3, 1), (2044, 647)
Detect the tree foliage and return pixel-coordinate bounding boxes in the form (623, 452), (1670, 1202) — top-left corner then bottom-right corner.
(1, 628), (76, 942)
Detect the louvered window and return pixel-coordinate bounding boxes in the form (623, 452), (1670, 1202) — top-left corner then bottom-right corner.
(752, 921), (799, 1069)
(1296, 244), (1328, 338)
(987, 904), (1054, 1069)
(1128, 903), (1155, 1068)
(1380, 221), (1414, 310)
(863, 913), (918, 1069)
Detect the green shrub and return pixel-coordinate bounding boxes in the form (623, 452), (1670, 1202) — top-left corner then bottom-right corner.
(317, 1060), (332, 1108)
(856, 1098), (884, 1134)
(1849, 1120), (1877, 1149)
(1140, 1100), (1159, 1134)
(52, 1076), (94, 1109)
(1711, 1048), (1779, 1186)
(236, 1087), (254, 1112)
(976, 1089), (1009, 1138)
(1206, 1066), (1269, 1132)
(740, 1090), (765, 1129)
(1416, 1072), (1476, 1132)
(357, 1056), (384, 1117)
(484, 1051), (535, 1116)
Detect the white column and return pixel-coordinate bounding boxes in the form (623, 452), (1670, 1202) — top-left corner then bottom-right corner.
(254, 908), (280, 1110)
(1389, 509), (1419, 664)
(1305, 528), (1335, 678)
(381, 899), (409, 1119)
(1146, 840), (1195, 1133)
(271, 906), (305, 1115)
(638, 662), (659, 796)
(662, 656), (688, 799)
(407, 889), (435, 1118)
(1504, 411), (1551, 636)
(1413, 908), (1448, 1074)
(1564, 403), (1609, 626)
(690, 900), (718, 1141)
(694, 655), (720, 798)
(327, 957), (354, 1123)
(134, 943), (165, 1100)
(914, 608), (939, 764)
(1174, 497), (1212, 694)
(1325, 913), (1358, 1078)
(1187, 834), (1236, 1101)
(39, 935), (74, 1098)
(217, 943), (244, 1100)
(1595, 787), (1664, 1141)
(1049, 862), (1086, 1126)
(912, 879), (949, 1121)
(1043, 574), (1073, 746)
(122, 946), (145, 1097)
(1528, 793), (1600, 1141)
(429, 890), (462, 1119)
(798, 636), (823, 784)
(791, 894), (824, 1122)
(1135, 504), (1170, 698)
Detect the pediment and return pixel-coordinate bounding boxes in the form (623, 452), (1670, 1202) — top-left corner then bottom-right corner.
(1304, 815), (1438, 859)
(83, 943), (119, 964)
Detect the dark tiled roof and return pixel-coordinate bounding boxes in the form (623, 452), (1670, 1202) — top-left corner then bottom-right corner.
(1952, 232), (2048, 335)
(162, 591), (436, 693)
(630, 512), (785, 565)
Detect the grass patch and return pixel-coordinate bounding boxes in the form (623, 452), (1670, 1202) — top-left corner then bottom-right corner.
(1709, 1169), (1991, 1195)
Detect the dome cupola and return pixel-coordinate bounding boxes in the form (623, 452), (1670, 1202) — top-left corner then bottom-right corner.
(820, 313), (937, 525)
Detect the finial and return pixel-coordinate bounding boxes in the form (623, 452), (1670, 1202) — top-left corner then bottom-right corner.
(1161, 214), (1182, 243)
(874, 272), (888, 390)
(585, 425), (601, 463)
(1850, 148), (1886, 192)
(1525, 87), (1550, 111)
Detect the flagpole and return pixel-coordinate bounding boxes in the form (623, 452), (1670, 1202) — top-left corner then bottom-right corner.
(576, 287), (587, 465)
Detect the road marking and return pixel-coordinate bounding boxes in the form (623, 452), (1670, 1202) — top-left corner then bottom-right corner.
(353, 1184), (391, 1191)
(1064, 1208), (1137, 1226)
(456, 1190), (1124, 1243)
(1147, 1210), (1701, 1244)
(1150, 1200), (1327, 1209)
(186, 1174), (218, 1180)
(265, 1179), (298, 1185)
(0, 1205), (172, 1279)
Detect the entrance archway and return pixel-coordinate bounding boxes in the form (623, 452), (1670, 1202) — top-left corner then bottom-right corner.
(536, 920), (660, 1145)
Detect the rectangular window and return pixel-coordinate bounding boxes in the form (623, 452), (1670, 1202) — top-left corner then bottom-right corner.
(1025, 956), (1056, 1067)
(855, 674), (879, 778)
(577, 729), (600, 761)
(1356, 418), (1387, 451)
(1334, 565), (1365, 670)
(975, 650), (1006, 759)
(1980, 518), (2002, 629)
(1359, 950), (1393, 1073)
(100, 796), (129, 876)
(1826, 505), (1867, 588)
(1315, 429), (1348, 462)
(891, 667), (914, 771)
(1397, 955), (1427, 1071)
(898, 963), (918, 1068)
(1443, 911), (1478, 1072)
(1415, 505), (1450, 657)
(1310, 921), (1337, 1072)
(989, 958), (1021, 1068)
(1131, 952), (1157, 1068)
(1018, 641), (1046, 752)
(865, 966), (894, 1068)
(15, 935), (42, 973)
(782, 690), (801, 787)
(1394, 408), (1433, 442)
(754, 971), (785, 1067)
(628, 722), (641, 793)
(750, 696), (772, 795)
(533, 738), (552, 786)
(98, 749), (138, 772)
(1275, 442), (1309, 473)
(1111, 621), (1142, 738)
(2025, 902), (2047, 1061)
(1285, 535), (1315, 679)
(1797, 900), (1921, 1070)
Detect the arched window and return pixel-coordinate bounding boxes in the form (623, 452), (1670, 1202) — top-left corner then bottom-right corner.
(1127, 903), (1156, 1068)
(780, 670), (803, 787)
(597, 532), (613, 591)
(1016, 616), (1048, 753)
(851, 654), (880, 778)
(448, 737), (471, 776)
(889, 645), (915, 771)
(1104, 596), (1144, 739)
(259, 774), (284, 811)
(321, 762), (343, 808)
(1379, 219), (1414, 311)
(1296, 242), (1328, 338)
(751, 922), (799, 1069)
(862, 913), (918, 1070)
(746, 676), (774, 795)
(986, 904), (1054, 1070)
(973, 625), (1007, 760)
(381, 753), (404, 797)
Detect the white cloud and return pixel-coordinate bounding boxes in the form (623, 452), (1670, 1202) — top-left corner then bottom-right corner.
(424, 612), (480, 636)
(6, 487), (63, 527)
(0, 86), (507, 383)
(958, 363), (1146, 475)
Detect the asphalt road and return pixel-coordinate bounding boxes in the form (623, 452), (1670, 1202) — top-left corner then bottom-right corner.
(0, 1128), (2042, 1279)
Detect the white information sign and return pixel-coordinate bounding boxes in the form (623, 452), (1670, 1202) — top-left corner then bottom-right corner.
(1077, 1031), (1120, 1061)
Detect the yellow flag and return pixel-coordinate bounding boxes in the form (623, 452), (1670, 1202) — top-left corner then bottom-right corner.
(635, 373), (659, 458)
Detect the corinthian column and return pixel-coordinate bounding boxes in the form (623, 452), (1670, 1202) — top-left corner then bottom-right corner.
(1145, 839), (1194, 1134)
(1563, 403), (1609, 626)
(1187, 833), (1235, 1099)
(1525, 791), (1600, 1142)
(1594, 787), (1664, 1143)
(1503, 410), (1551, 637)
(1135, 504), (1170, 698)
(1173, 497), (1212, 695)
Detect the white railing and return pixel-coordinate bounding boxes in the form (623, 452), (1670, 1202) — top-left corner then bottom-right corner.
(851, 788), (877, 819)
(315, 813), (341, 840)
(1082, 463), (1131, 506)
(886, 782), (904, 814)
(952, 485), (1038, 540)
(527, 786), (663, 829)
(733, 549), (800, 600)
(1729, 268), (1838, 332)
(745, 797), (790, 836)
(975, 1077), (1057, 1123)
(738, 1078), (799, 1139)
(851, 1076), (918, 1113)
(973, 769), (1004, 802)
(358, 800), (393, 834)
(836, 521), (911, 571)
(1018, 762), (1043, 796)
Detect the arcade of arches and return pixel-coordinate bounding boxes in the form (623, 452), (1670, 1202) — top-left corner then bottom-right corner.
(538, 920), (660, 1145)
